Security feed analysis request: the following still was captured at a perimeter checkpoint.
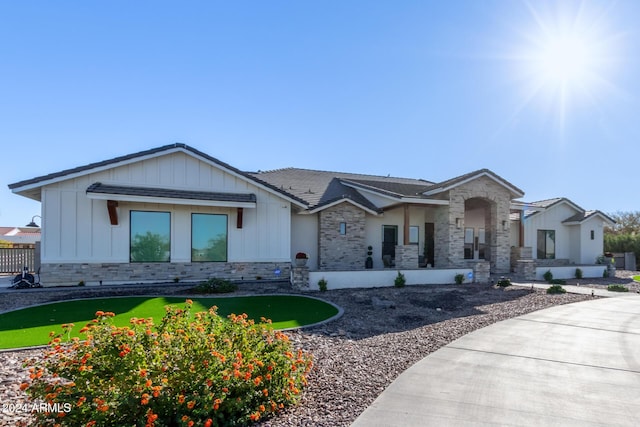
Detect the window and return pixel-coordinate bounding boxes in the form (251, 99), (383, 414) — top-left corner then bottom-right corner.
(591, 230), (595, 240)
(478, 228), (486, 259)
(464, 227), (474, 259)
(339, 222), (347, 235)
(130, 211), (171, 262)
(537, 230), (555, 259)
(192, 214), (228, 262)
(409, 226), (419, 245)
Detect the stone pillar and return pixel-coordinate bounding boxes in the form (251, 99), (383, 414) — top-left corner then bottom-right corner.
(395, 245), (419, 269)
(515, 260), (536, 281)
(473, 261), (491, 284)
(291, 266), (309, 290)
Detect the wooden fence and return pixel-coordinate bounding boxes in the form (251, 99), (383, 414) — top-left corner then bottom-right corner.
(0, 248), (36, 273)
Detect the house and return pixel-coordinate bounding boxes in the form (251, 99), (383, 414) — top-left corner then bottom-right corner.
(8, 143), (614, 287)
(0, 226), (41, 248)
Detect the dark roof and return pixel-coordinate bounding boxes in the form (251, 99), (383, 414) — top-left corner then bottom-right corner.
(9, 143), (307, 206)
(341, 178), (434, 198)
(563, 210), (616, 225)
(250, 168), (433, 210)
(86, 182), (256, 204)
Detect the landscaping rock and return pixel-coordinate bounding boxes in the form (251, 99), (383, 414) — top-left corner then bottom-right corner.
(2, 271), (638, 427)
(371, 296), (395, 309)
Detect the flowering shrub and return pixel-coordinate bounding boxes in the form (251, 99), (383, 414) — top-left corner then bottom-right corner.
(23, 300), (313, 426)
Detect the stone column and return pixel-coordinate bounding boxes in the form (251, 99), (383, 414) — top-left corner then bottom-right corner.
(291, 266), (309, 290)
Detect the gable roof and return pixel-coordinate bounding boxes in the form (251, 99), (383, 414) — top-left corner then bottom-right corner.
(9, 143), (307, 207)
(250, 168), (434, 211)
(563, 210), (616, 225)
(422, 168), (525, 198)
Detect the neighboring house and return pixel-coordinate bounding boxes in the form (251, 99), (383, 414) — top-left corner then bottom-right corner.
(8, 144), (613, 287)
(0, 226), (41, 248)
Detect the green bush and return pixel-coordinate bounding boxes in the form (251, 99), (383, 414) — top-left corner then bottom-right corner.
(546, 284), (567, 294)
(575, 268), (583, 279)
(23, 300), (312, 426)
(543, 270), (553, 282)
(549, 279), (566, 285)
(195, 278), (238, 294)
(454, 274), (464, 285)
(394, 271), (406, 288)
(607, 284), (629, 292)
(318, 278), (328, 292)
(496, 277), (511, 287)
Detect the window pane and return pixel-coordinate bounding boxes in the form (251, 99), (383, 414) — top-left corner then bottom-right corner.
(192, 214), (227, 262)
(409, 226), (419, 244)
(537, 230), (555, 259)
(130, 211), (170, 262)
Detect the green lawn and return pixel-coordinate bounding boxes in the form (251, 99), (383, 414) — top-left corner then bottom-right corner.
(633, 275), (640, 282)
(0, 295), (339, 349)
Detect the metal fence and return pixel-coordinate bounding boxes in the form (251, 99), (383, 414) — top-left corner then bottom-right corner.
(0, 248), (36, 273)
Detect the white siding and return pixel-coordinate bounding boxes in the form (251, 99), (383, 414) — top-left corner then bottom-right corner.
(579, 217), (605, 264)
(40, 152), (291, 263)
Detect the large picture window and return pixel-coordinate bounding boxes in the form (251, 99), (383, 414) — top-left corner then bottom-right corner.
(192, 214), (228, 262)
(537, 230), (556, 259)
(130, 211), (171, 262)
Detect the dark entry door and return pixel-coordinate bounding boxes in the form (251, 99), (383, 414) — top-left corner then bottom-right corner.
(382, 225), (398, 260)
(424, 222), (435, 266)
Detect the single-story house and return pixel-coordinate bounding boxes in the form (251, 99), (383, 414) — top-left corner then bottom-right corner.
(8, 143), (614, 287)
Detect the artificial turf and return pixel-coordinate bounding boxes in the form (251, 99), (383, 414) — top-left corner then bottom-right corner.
(0, 295), (339, 350)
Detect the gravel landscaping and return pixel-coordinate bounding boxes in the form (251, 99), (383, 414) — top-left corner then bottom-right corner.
(1, 272), (637, 426)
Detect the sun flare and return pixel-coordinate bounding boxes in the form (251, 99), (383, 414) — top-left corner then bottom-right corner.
(508, 1), (621, 130)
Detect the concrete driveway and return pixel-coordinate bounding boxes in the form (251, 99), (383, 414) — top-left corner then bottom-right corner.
(352, 295), (640, 426)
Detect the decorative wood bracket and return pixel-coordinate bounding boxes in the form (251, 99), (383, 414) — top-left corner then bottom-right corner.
(107, 200), (119, 226)
(237, 207), (243, 229)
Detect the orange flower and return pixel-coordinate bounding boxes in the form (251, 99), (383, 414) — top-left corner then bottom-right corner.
(262, 388), (268, 397)
(204, 419), (213, 427)
(178, 395), (185, 404)
(19, 383), (29, 391)
(95, 311), (105, 317)
(140, 369), (147, 377)
(145, 380), (152, 387)
(187, 400), (196, 409)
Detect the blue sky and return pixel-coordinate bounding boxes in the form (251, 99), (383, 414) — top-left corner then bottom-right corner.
(2, 0), (639, 227)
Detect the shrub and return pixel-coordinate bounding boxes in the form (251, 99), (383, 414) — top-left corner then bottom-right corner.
(496, 277), (511, 287)
(454, 273), (464, 285)
(194, 278), (238, 294)
(607, 284), (629, 292)
(77, 280), (85, 287)
(634, 275), (640, 283)
(23, 300), (312, 426)
(549, 279), (566, 285)
(603, 268), (609, 278)
(318, 278), (328, 292)
(543, 270), (553, 282)
(546, 284), (567, 294)
(173, 276), (180, 283)
(394, 271), (406, 288)
(575, 268), (583, 279)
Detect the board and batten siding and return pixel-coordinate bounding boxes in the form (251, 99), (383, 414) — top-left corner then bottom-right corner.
(40, 151), (291, 264)
(523, 203), (577, 263)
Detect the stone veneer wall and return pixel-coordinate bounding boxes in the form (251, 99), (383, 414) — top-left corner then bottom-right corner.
(40, 262), (291, 287)
(318, 203), (366, 271)
(454, 177), (512, 273)
(395, 245), (419, 269)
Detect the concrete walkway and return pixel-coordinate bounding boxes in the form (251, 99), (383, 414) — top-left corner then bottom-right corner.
(352, 294), (640, 426)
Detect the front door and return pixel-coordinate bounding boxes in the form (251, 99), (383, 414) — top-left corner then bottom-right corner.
(382, 225), (398, 262)
(424, 222), (435, 266)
